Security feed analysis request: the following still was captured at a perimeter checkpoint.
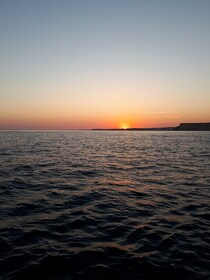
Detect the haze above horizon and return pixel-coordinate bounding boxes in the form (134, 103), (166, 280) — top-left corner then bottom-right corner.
(1, 0), (210, 129)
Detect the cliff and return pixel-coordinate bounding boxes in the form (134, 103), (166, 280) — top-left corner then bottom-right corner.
(174, 123), (210, 131)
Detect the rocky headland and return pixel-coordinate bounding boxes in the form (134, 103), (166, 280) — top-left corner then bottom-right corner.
(174, 123), (210, 131)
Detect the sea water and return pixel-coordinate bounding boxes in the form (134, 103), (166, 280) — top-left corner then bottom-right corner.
(0, 131), (209, 279)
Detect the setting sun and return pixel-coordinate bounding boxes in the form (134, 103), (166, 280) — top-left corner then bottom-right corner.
(120, 123), (130, 130)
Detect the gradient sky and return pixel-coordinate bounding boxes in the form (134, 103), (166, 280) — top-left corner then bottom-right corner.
(0, 0), (210, 129)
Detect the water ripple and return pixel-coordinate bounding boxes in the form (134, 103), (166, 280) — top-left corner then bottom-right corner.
(0, 131), (210, 279)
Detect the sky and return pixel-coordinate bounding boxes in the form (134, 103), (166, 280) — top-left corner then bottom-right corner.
(0, 0), (210, 129)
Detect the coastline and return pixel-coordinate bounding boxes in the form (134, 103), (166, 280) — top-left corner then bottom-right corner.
(92, 123), (210, 131)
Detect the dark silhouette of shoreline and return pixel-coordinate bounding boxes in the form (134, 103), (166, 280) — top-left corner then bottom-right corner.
(174, 123), (210, 131)
(92, 123), (210, 131)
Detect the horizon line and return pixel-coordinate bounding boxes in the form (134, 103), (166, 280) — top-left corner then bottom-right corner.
(1, 122), (210, 132)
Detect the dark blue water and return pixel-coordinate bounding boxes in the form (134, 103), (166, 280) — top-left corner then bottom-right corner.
(0, 131), (210, 280)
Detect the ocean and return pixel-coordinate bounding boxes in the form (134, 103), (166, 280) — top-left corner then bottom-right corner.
(0, 131), (209, 280)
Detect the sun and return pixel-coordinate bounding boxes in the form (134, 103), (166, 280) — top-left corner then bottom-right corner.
(120, 123), (130, 130)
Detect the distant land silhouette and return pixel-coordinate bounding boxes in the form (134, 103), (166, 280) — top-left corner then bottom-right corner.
(174, 123), (210, 131)
(92, 123), (210, 131)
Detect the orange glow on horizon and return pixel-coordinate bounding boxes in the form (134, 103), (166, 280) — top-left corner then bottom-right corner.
(1, 108), (209, 130)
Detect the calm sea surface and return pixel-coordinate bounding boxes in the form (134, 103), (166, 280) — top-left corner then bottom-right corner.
(0, 131), (210, 280)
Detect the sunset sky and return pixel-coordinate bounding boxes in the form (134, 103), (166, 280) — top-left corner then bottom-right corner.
(0, 0), (210, 129)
